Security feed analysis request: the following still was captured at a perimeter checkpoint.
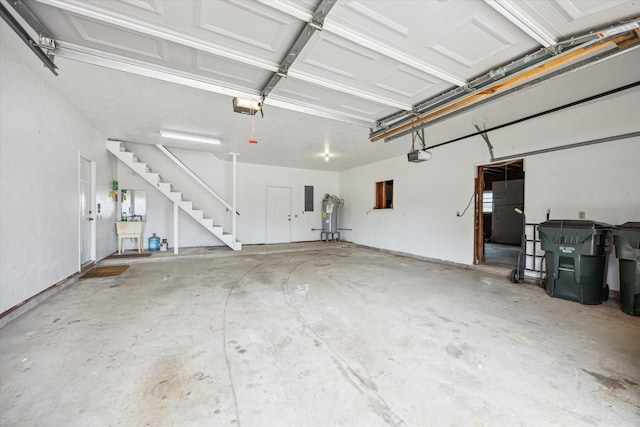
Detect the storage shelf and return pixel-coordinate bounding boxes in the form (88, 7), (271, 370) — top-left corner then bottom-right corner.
(524, 222), (545, 276)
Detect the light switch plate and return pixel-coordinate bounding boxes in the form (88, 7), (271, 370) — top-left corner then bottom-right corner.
(578, 211), (586, 219)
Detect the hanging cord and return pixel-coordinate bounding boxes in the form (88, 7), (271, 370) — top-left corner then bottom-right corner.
(457, 192), (476, 217)
(249, 101), (255, 140)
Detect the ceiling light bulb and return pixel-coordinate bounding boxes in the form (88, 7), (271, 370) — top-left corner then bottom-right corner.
(159, 130), (222, 145)
(325, 154), (330, 161)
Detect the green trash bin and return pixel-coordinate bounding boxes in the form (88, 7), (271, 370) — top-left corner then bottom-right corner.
(539, 220), (612, 305)
(613, 222), (640, 316)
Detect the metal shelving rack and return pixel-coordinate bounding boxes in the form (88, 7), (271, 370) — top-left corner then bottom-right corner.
(524, 223), (545, 283)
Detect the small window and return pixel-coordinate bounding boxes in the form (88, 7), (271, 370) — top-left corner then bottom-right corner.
(482, 191), (493, 214)
(304, 185), (314, 212)
(375, 180), (393, 209)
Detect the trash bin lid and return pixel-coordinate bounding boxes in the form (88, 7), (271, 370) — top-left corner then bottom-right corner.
(615, 221), (640, 230)
(539, 220), (612, 229)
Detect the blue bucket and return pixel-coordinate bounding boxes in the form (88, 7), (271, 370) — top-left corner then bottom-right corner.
(148, 233), (161, 251)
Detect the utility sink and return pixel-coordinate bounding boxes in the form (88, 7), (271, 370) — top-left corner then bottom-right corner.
(116, 221), (145, 234)
(116, 222), (145, 253)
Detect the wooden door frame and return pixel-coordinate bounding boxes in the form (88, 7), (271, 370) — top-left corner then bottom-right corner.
(474, 168), (484, 265)
(474, 159), (525, 264)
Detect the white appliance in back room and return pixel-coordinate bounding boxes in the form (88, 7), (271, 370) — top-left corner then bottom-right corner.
(492, 179), (524, 245)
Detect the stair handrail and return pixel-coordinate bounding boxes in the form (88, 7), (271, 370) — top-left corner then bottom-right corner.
(155, 145), (239, 216)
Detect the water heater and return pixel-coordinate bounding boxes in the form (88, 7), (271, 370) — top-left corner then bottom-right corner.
(322, 194), (342, 233)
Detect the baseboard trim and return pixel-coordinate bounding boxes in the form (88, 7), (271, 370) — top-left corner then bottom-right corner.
(0, 266), (89, 328)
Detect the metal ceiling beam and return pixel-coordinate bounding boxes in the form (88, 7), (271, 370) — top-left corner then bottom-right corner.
(257, 0), (466, 86)
(261, 0), (336, 98)
(1, 1), (58, 75)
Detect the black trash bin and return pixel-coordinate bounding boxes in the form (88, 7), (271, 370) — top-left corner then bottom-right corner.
(613, 222), (640, 316)
(539, 220), (612, 305)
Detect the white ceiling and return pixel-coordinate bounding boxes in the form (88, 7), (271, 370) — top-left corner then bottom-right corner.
(3, 0), (640, 170)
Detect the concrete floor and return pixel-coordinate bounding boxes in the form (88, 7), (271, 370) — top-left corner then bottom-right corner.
(1, 243), (639, 426)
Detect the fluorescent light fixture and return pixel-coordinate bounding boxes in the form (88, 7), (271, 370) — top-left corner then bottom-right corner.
(159, 130), (222, 145)
(233, 97), (262, 115)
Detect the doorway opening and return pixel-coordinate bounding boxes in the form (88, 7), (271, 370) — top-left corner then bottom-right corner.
(474, 159), (524, 267)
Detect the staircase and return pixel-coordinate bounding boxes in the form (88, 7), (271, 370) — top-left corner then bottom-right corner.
(106, 140), (241, 251)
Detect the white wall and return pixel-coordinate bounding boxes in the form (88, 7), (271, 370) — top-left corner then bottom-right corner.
(117, 142), (339, 248)
(2, 32), (636, 315)
(339, 88), (640, 290)
(524, 140), (639, 228)
(236, 162), (339, 244)
(116, 144), (230, 250)
(0, 40), (117, 313)
(339, 142), (483, 265)
(526, 138), (640, 290)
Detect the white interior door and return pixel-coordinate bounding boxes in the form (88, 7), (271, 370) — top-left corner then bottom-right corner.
(266, 187), (291, 244)
(79, 156), (93, 265)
